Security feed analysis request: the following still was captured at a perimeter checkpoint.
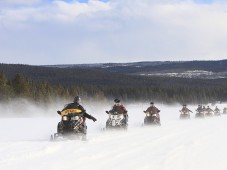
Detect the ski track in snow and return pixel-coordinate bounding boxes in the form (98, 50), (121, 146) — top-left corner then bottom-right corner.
(0, 104), (227, 170)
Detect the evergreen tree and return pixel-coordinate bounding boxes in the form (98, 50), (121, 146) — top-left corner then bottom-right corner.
(11, 73), (30, 98)
(0, 71), (13, 100)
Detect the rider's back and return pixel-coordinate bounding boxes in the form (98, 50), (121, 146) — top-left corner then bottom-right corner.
(110, 105), (125, 114)
(62, 103), (85, 112)
(146, 106), (160, 113)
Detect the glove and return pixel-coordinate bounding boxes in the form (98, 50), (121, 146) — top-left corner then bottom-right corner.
(57, 111), (61, 115)
(105, 111), (109, 114)
(92, 117), (97, 122)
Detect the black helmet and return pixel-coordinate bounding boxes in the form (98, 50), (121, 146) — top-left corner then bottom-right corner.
(183, 104), (186, 106)
(114, 98), (120, 103)
(73, 96), (81, 103)
(150, 102), (154, 104)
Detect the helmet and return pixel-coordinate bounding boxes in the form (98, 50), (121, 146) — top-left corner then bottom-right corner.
(114, 98), (120, 103)
(150, 102), (154, 104)
(183, 104), (186, 106)
(73, 96), (81, 103)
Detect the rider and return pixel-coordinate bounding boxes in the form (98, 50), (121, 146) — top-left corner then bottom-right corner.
(180, 104), (193, 114)
(58, 96), (97, 132)
(144, 102), (160, 121)
(223, 107), (227, 113)
(107, 98), (128, 124)
(196, 105), (203, 113)
(214, 106), (220, 115)
(206, 106), (214, 114)
(202, 106), (206, 112)
(214, 106), (220, 112)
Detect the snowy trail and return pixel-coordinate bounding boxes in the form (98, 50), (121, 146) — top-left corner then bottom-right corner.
(0, 104), (227, 170)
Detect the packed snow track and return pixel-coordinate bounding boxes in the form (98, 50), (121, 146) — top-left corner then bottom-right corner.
(0, 104), (227, 170)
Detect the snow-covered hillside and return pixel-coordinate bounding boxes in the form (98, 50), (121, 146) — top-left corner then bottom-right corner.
(0, 103), (227, 170)
(140, 70), (227, 79)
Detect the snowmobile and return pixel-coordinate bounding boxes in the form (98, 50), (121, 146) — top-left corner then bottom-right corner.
(50, 109), (87, 141)
(223, 108), (227, 114)
(205, 111), (213, 117)
(195, 111), (205, 119)
(143, 111), (161, 126)
(105, 111), (128, 130)
(214, 110), (221, 116)
(179, 111), (190, 119)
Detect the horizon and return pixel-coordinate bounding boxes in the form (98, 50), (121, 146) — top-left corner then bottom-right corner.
(1, 58), (227, 66)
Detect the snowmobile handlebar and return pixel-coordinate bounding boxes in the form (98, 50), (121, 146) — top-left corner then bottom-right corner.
(180, 110), (193, 114)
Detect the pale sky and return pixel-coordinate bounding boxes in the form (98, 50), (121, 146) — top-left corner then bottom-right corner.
(0, 0), (227, 65)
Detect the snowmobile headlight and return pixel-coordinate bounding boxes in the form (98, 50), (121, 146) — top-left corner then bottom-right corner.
(72, 116), (80, 120)
(147, 113), (151, 116)
(62, 116), (68, 121)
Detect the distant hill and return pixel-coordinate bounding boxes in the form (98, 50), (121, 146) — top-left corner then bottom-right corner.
(46, 60), (227, 79)
(1, 60), (227, 85)
(47, 60), (227, 72)
(1, 61), (227, 103)
(0, 64), (136, 87)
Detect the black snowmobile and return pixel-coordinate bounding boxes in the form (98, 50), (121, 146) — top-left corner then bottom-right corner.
(223, 108), (227, 114)
(205, 111), (213, 117)
(51, 109), (87, 141)
(105, 111), (128, 130)
(179, 111), (190, 119)
(143, 111), (161, 126)
(195, 111), (205, 119)
(214, 110), (221, 116)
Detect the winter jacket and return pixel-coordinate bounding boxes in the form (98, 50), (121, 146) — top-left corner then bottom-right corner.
(145, 106), (160, 114)
(214, 108), (220, 112)
(181, 107), (192, 113)
(61, 102), (95, 120)
(109, 104), (128, 115)
(206, 108), (213, 113)
(196, 107), (203, 112)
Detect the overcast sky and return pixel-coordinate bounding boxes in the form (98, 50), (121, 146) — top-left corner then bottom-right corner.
(0, 0), (227, 65)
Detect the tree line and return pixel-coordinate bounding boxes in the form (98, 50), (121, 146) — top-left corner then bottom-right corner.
(1, 70), (227, 105)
